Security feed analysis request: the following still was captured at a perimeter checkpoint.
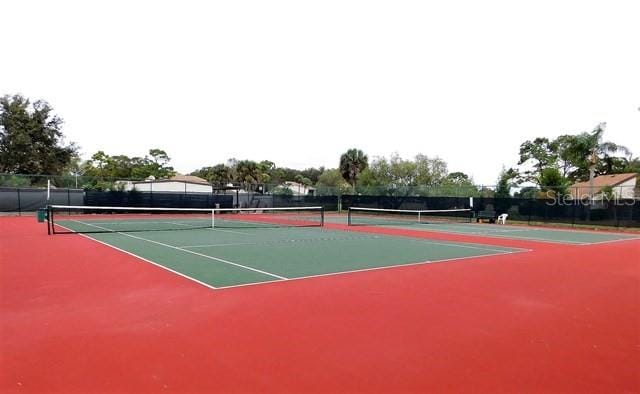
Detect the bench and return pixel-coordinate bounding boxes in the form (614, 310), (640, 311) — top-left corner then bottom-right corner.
(476, 210), (497, 223)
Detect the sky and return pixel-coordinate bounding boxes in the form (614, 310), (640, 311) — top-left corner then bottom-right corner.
(1, 0), (639, 185)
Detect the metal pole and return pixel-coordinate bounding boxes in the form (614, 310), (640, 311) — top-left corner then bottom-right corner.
(16, 188), (21, 216)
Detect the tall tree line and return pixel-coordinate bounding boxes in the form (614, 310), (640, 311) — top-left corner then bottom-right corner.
(0, 95), (77, 175)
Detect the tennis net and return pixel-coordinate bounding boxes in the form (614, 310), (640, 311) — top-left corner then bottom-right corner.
(48, 205), (324, 234)
(348, 207), (472, 226)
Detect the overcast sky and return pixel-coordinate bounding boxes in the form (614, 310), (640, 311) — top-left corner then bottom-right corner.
(2, 0), (639, 184)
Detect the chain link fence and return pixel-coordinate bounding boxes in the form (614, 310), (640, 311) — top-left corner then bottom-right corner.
(1, 173), (637, 227)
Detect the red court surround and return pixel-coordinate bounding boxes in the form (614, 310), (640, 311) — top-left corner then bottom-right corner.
(1, 216), (639, 393)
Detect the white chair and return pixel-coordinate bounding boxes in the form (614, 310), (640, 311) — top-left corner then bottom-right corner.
(497, 213), (508, 225)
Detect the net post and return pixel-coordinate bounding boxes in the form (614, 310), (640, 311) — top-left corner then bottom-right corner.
(418, 211), (421, 223)
(49, 205), (54, 235)
(211, 209), (215, 229)
(347, 208), (351, 226)
(321, 207), (324, 227)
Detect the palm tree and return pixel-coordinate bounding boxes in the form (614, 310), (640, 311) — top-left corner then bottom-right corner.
(562, 123), (631, 182)
(339, 148), (369, 193)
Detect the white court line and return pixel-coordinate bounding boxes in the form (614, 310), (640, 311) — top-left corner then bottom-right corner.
(68, 220), (288, 280)
(182, 242), (261, 248)
(413, 227), (633, 245)
(207, 227), (253, 235)
(445, 226), (534, 233)
(373, 237), (530, 253)
(376, 224), (587, 245)
(577, 237), (640, 246)
(423, 224), (537, 233)
(389, 223), (540, 235)
(52, 222), (218, 290)
(67, 219), (208, 227)
(179, 235), (528, 254)
(54, 220), (534, 292)
(461, 223), (640, 238)
(354, 221), (639, 245)
(393, 225), (638, 246)
(59, 219), (256, 236)
(179, 234), (384, 249)
(215, 249), (530, 290)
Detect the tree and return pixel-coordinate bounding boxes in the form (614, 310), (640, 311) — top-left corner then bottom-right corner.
(361, 154), (416, 195)
(554, 134), (578, 177)
(294, 174), (312, 186)
(413, 154), (448, 186)
(0, 94), (78, 175)
(233, 160), (258, 183)
(517, 137), (558, 183)
(300, 167), (324, 184)
(316, 168), (350, 195)
(444, 172), (472, 185)
(539, 167), (569, 196)
(516, 124), (634, 188)
(440, 171), (478, 196)
(271, 185), (293, 197)
(339, 148), (369, 193)
(191, 164), (233, 185)
(357, 153), (450, 196)
(81, 149), (176, 189)
(495, 167), (519, 198)
(514, 186), (539, 199)
(255, 160), (275, 183)
(555, 123), (631, 181)
(621, 157), (640, 173)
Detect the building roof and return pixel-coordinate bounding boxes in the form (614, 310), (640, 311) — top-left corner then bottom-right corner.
(569, 173), (637, 198)
(169, 174), (209, 184)
(130, 174), (210, 186)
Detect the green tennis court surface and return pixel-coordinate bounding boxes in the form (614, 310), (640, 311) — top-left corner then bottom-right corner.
(58, 221), (523, 288)
(327, 215), (640, 245)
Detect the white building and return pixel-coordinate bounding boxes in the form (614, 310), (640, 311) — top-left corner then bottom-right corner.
(118, 175), (213, 193)
(280, 181), (316, 196)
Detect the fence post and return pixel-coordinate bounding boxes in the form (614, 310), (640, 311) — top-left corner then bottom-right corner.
(16, 188), (21, 216)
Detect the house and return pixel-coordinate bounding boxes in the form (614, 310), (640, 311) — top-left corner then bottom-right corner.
(118, 175), (213, 193)
(568, 173), (638, 200)
(280, 181), (316, 196)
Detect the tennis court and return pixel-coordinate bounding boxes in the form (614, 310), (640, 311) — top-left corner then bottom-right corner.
(336, 207), (640, 245)
(2, 205), (639, 393)
(49, 205), (524, 288)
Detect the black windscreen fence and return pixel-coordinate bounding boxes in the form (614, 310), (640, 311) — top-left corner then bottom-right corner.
(84, 191), (233, 209)
(469, 197), (639, 228)
(0, 187), (84, 214)
(343, 195), (639, 228)
(341, 195), (472, 211)
(2, 187), (638, 228)
(273, 195), (339, 211)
